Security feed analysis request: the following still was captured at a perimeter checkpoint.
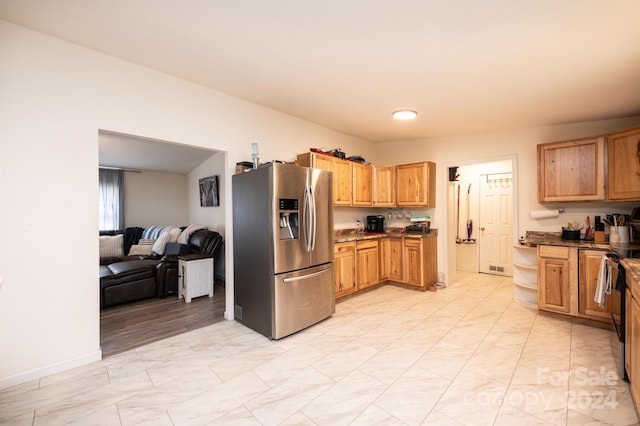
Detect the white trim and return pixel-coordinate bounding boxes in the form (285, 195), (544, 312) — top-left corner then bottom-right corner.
(0, 350), (102, 391)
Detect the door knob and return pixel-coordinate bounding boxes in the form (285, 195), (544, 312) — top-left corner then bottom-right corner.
(480, 227), (485, 231)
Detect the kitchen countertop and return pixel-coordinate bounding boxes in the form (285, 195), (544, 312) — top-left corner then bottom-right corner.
(522, 230), (640, 254)
(622, 258), (640, 285)
(334, 227), (437, 243)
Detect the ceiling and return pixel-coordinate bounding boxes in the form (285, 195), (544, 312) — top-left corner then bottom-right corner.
(99, 131), (217, 174)
(2, 1), (640, 143)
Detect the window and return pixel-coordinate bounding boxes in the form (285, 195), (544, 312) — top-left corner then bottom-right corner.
(99, 168), (124, 231)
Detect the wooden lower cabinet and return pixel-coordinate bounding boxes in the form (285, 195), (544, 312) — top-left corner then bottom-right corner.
(626, 288), (632, 382)
(402, 236), (438, 289)
(389, 238), (403, 281)
(537, 245), (574, 314)
(378, 238), (390, 281)
(356, 239), (379, 290)
(334, 242), (356, 298)
(334, 235), (438, 299)
(537, 245), (611, 323)
(578, 249), (611, 320)
(630, 289), (640, 409)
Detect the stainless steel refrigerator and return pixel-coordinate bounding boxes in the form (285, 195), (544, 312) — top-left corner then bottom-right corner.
(232, 162), (335, 339)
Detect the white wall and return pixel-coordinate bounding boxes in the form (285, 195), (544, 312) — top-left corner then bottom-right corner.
(0, 20), (375, 389)
(187, 152), (226, 278)
(123, 170), (189, 228)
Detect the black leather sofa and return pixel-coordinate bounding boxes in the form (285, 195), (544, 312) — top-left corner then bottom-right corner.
(99, 229), (223, 308)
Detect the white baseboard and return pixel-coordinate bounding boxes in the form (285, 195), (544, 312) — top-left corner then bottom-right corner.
(0, 350), (102, 391)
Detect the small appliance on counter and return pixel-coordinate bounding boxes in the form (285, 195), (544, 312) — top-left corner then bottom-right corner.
(405, 222), (431, 235)
(406, 215), (431, 235)
(366, 215), (385, 233)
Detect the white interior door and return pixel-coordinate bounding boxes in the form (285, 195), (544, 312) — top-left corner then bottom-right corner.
(479, 174), (513, 276)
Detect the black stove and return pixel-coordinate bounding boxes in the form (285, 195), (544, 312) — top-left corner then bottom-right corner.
(612, 247), (640, 259)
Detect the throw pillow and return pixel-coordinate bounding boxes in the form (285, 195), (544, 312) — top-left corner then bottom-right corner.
(177, 224), (208, 244)
(128, 244), (153, 256)
(138, 239), (155, 245)
(99, 234), (123, 258)
(168, 227), (182, 243)
(141, 225), (168, 240)
(152, 230), (171, 255)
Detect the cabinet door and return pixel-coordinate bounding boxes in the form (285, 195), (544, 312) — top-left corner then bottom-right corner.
(389, 238), (403, 282)
(356, 241), (379, 290)
(578, 249), (610, 319)
(608, 127), (640, 200)
(297, 153), (352, 206)
(538, 256), (571, 313)
(312, 154), (335, 174)
(627, 288), (632, 381)
(372, 165), (396, 206)
(334, 242), (356, 298)
(352, 163), (372, 206)
(397, 162), (436, 207)
(333, 159), (353, 205)
(537, 137), (605, 202)
(403, 238), (423, 286)
(631, 295), (640, 407)
(378, 238), (390, 281)
(423, 235), (438, 287)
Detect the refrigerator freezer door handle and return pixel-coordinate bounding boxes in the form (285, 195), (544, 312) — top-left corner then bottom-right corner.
(282, 269), (329, 283)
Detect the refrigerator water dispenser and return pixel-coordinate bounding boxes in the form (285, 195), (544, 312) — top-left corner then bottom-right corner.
(278, 198), (299, 240)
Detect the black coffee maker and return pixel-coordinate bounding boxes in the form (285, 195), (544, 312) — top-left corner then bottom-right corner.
(366, 215), (385, 233)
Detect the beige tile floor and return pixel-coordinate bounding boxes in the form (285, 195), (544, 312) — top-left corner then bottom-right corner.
(1, 272), (638, 425)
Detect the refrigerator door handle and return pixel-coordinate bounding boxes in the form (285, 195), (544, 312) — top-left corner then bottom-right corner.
(309, 185), (317, 251)
(282, 268), (329, 283)
(303, 185), (312, 252)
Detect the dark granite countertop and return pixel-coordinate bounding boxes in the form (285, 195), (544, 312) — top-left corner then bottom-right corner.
(521, 231), (640, 254)
(334, 227), (438, 243)
(522, 231), (610, 249)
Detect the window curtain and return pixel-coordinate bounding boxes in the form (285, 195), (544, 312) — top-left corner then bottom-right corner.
(99, 168), (124, 231)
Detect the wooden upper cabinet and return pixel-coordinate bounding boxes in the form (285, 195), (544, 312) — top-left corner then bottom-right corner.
(608, 127), (640, 201)
(332, 159), (353, 205)
(537, 136), (605, 202)
(352, 162), (372, 206)
(372, 165), (396, 207)
(297, 152), (352, 205)
(396, 162), (436, 207)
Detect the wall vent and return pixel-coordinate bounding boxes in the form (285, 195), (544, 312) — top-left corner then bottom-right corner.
(489, 265), (505, 273)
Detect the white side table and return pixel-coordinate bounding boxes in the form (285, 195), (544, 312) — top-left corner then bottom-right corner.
(178, 254), (214, 303)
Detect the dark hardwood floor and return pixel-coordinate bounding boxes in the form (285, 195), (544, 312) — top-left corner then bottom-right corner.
(100, 281), (226, 358)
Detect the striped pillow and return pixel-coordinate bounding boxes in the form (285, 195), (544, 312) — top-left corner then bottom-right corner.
(141, 225), (168, 240)
(99, 234), (123, 258)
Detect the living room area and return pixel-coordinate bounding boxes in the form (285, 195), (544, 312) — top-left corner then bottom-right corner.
(98, 130), (227, 356)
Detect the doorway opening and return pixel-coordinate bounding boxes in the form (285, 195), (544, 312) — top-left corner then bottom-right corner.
(445, 156), (518, 284)
(98, 129), (227, 357)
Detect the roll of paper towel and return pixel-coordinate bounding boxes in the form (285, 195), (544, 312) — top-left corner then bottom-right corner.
(530, 209), (561, 219)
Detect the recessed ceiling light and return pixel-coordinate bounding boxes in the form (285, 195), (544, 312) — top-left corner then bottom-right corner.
(392, 110), (417, 120)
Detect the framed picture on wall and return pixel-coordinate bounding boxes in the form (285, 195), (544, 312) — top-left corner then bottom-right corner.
(199, 175), (219, 207)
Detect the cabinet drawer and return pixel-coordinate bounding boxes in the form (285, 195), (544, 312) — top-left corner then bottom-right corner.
(357, 239), (378, 250)
(334, 242), (356, 257)
(538, 245), (569, 259)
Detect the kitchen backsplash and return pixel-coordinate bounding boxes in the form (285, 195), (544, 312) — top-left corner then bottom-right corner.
(333, 206), (433, 229)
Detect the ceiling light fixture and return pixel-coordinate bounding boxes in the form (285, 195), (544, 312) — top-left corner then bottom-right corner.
(392, 109), (417, 120)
